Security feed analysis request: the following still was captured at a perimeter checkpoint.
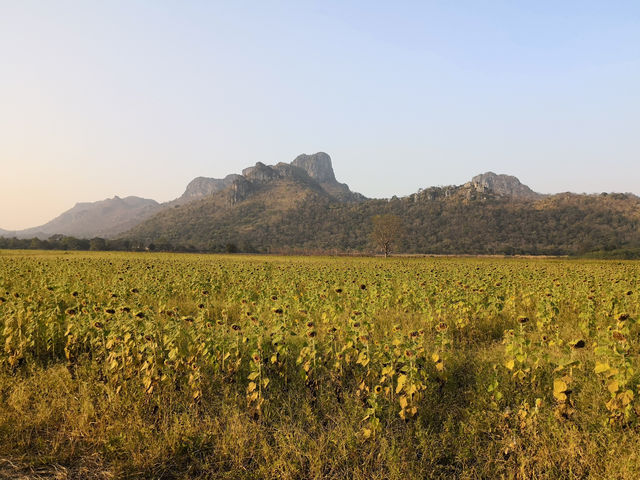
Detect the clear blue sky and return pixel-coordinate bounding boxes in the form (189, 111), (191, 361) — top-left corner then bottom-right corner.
(1, 1), (639, 230)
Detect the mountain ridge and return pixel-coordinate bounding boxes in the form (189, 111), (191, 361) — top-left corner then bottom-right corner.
(3, 152), (639, 256)
(3, 196), (161, 239)
(1, 152), (365, 238)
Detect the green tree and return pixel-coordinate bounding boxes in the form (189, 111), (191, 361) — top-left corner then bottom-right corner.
(89, 237), (107, 251)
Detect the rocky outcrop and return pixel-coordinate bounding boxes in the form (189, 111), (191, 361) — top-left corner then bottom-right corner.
(185, 152), (366, 205)
(227, 176), (254, 205)
(469, 172), (541, 200)
(292, 152), (337, 183)
(181, 174), (242, 201)
(293, 152), (365, 202)
(241, 162), (281, 183)
(170, 152), (365, 208)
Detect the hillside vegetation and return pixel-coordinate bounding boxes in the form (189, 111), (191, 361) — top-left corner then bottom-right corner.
(126, 185), (640, 255)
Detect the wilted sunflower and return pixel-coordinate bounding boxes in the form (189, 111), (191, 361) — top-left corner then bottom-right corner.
(572, 339), (586, 349)
(436, 322), (448, 332)
(612, 331), (627, 343)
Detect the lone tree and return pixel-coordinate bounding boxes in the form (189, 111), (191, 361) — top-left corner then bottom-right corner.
(370, 214), (404, 257)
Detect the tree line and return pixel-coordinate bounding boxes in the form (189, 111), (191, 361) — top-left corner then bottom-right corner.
(0, 235), (247, 254)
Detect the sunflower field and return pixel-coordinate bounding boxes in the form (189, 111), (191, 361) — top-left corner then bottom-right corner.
(1, 250), (639, 479)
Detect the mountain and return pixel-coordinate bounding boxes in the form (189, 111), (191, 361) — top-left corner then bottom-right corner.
(4, 151), (640, 256)
(13, 196), (161, 239)
(126, 152), (364, 247)
(169, 152), (364, 206)
(124, 163), (640, 255)
(1, 152), (363, 239)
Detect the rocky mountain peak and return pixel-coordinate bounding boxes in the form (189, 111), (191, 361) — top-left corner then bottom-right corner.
(175, 152), (364, 207)
(291, 152), (336, 184)
(241, 162), (281, 182)
(470, 172), (541, 200)
(181, 174), (242, 201)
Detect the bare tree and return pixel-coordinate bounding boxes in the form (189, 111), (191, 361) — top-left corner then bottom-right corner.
(370, 214), (404, 257)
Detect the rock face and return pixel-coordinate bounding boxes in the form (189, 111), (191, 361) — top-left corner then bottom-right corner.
(177, 152), (365, 205)
(292, 152), (337, 183)
(180, 174), (242, 201)
(291, 152), (365, 202)
(241, 162), (281, 183)
(470, 172), (541, 200)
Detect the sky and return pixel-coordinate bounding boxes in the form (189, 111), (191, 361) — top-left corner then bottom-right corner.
(1, 1), (639, 230)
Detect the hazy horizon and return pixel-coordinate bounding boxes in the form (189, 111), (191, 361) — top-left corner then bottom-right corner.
(2, 1), (639, 230)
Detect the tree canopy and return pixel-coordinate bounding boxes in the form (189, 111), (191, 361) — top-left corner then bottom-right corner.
(370, 214), (404, 257)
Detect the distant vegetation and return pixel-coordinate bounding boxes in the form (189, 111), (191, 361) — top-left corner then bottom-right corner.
(124, 188), (640, 256)
(577, 248), (640, 260)
(0, 235), (243, 254)
(3, 189), (640, 259)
